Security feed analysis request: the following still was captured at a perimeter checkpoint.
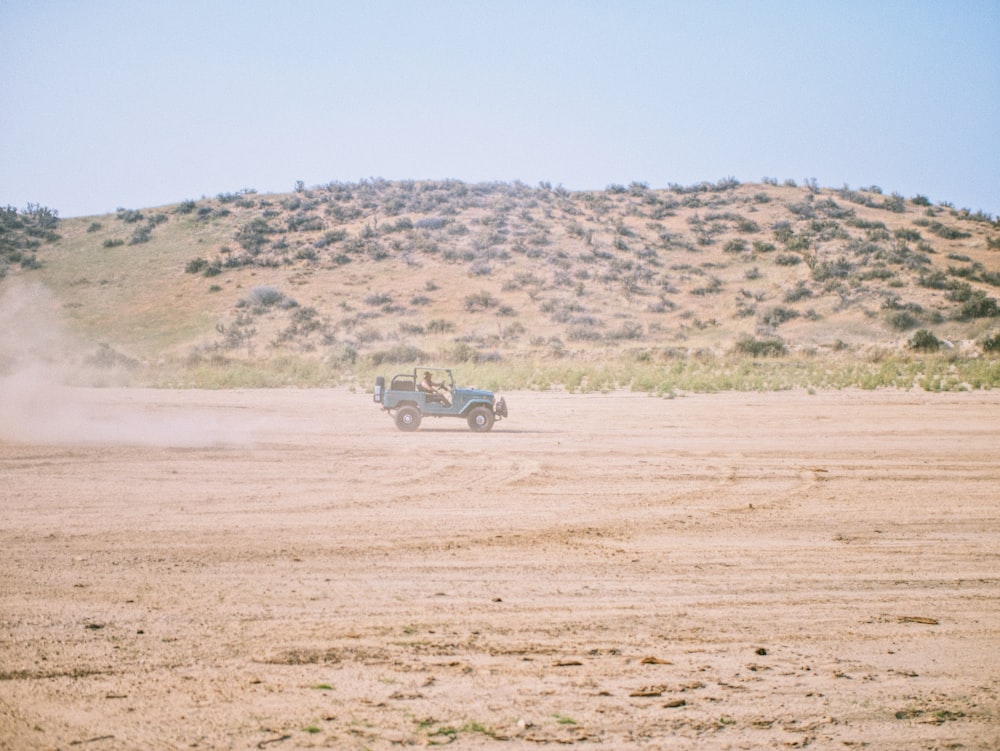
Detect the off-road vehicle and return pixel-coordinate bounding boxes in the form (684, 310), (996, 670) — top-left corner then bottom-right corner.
(373, 367), (508, 432)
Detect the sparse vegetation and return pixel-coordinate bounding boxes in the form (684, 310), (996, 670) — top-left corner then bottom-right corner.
(239, 285), (295, 310)
(7, 178), (998, 392)
(887, 310), (920, 331)
(1, 203), (59, 270)
(734, 335), (787, 357)
(464, 290), (499, 312)
(908, 329), (940, 352)
(370, 344), (427, 365)
(927, 221), (972, 240)
(955, 291), (999, 320)
(981, 332), (1000, 353)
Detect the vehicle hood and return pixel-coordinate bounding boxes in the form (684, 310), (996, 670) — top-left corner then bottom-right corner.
(454, 387), (494, 400)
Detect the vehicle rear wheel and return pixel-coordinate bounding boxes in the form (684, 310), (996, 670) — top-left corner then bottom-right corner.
(394, 406), (421, 431)
(467, 406), (495, 432)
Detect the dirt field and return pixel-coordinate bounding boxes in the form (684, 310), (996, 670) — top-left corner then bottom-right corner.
(1, 387), (998, 750)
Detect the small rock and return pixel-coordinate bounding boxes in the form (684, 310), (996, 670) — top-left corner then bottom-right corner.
(630, 685), (666, 697)
(641, 656), (672, 665)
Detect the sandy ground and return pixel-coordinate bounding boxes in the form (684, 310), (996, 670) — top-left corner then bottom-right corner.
(1, 387), (998, 750)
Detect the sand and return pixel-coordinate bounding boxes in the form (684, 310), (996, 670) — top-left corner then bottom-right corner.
(1, 387), (998, 749)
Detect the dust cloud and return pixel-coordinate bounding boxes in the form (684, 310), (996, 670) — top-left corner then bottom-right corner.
(0, 281), (253, 447)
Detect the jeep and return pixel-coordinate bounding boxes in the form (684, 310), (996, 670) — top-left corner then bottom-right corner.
(373, 367), (508, 432)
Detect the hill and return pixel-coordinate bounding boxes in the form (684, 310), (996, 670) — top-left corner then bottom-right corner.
(2, 178), (999, 391)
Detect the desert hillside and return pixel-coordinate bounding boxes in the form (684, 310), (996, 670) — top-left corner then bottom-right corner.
(2, 178), (998, 390)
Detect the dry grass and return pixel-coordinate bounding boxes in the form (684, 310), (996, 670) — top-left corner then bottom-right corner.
(5, 179), (999, 391)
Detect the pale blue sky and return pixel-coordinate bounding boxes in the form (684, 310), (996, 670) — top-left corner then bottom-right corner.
(2, 0), (998, 218)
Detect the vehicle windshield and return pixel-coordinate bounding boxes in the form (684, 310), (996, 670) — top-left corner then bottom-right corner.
(419, 368), (453, 387)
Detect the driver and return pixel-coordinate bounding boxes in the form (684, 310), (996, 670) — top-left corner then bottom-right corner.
(418, 371), (450, 406)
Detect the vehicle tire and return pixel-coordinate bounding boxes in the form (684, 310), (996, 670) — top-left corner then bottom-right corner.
(467, 406), (495, 432)
(394, 406), (421, 431)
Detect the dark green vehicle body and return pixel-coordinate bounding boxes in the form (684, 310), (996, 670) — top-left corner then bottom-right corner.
(373, 367), (508, 432)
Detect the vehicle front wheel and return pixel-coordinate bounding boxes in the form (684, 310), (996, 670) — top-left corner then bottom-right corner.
(467, 406), (495, 432)
(394, 406), (422, 431)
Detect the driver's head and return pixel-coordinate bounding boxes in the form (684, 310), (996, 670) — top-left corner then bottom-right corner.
(423, 371), (431, 379)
